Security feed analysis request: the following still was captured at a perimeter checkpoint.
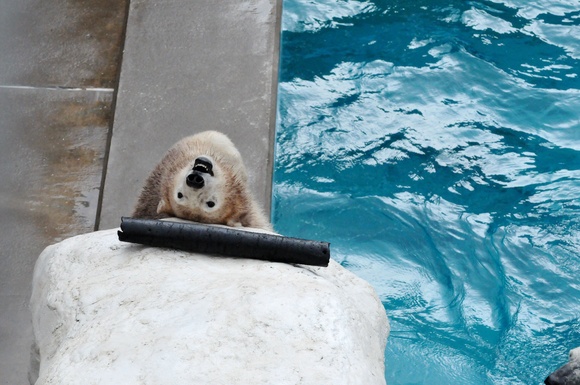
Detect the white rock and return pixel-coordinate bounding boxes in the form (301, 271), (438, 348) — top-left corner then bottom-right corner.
(31, 228), (389, 385)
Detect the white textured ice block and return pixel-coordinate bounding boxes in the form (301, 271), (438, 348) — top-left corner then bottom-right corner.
(31, 228), (389, 385)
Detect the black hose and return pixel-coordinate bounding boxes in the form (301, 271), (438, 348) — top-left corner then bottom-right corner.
(118, 217), (330, 267)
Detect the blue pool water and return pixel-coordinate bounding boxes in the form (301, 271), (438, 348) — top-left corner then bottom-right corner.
(272, 1), (580, 383)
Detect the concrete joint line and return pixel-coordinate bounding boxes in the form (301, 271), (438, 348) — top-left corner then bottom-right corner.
(0, 85), (114, 92)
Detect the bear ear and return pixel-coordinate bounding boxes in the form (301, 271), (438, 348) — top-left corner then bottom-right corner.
(157, 199), (172, 215)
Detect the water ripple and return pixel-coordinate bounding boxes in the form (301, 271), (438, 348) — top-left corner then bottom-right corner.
(274, 0), (580, 383)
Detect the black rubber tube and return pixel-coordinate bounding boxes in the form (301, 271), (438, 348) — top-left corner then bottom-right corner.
(117, 217), (330, 267)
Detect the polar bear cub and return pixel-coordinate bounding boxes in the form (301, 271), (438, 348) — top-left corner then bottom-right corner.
(132, 131), (272, 231)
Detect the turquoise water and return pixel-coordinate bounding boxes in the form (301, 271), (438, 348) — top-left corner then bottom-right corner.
(272, 1), (580, 384)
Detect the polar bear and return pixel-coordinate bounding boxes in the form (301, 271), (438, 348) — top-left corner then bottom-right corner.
(132, 131), (272, 231)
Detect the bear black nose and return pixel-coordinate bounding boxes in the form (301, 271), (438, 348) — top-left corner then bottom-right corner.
(186, 171), (205, 189)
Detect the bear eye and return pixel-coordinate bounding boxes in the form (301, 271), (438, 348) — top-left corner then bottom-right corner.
(206, 201), (215, 208)
(177, 192), (183, 199)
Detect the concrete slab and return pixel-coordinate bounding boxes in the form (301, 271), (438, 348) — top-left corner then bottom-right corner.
(0, 0), (127, 88)
(0, 88), (112, 384)
(0, 0), (127, 383)
(98, 0), (282, 230)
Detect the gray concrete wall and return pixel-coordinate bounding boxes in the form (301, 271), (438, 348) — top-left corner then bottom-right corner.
(0, 0), (127, 382)
(98, 0), (282, 230)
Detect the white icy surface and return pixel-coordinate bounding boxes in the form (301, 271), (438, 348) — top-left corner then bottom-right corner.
(31, 228), (389, 385)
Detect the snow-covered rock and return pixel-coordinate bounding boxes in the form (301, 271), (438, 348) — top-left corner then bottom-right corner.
(30, 227), (389, 385)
